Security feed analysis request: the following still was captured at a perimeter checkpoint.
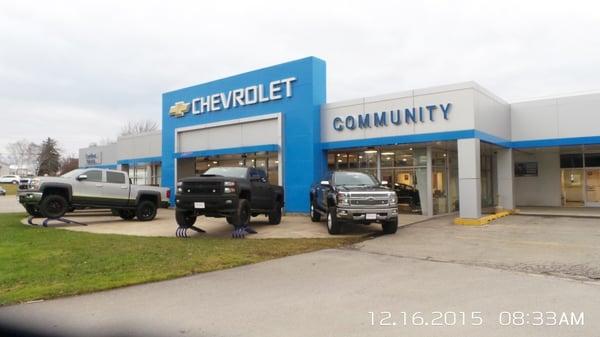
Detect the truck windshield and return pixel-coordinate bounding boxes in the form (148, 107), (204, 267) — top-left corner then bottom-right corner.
(333, 172), (379, 186)
(202, 167), (248, 178)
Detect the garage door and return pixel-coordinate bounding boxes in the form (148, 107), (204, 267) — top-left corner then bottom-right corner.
(177, 117), (279, 153)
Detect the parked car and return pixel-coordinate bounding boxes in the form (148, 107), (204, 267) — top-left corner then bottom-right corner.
(175, 166), (284, 234)
(309, 171), (398, 234)
(18, 168), (170, 220)
(391, 183), (421, 209)
(0, 186), (6, 196)
(309, 171), (398, 235)
(0, 175), (20, 184)
(19, 177), (33, 186)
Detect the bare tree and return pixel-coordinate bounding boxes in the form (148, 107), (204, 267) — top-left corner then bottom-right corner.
(120, 119), (159, 137)
(59, 156), (79, 175)
(6, 139), (40, 174)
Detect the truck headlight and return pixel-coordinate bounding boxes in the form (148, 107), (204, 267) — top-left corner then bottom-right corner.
(336, 192), (350, 206)
(224, 181), (236, 193)
(388, 193), (397, 205)
(177, 187), (183, 193)
(29, 179), (41, 190)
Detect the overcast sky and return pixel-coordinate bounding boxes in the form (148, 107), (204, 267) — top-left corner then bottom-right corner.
(1, 0), (600, 158)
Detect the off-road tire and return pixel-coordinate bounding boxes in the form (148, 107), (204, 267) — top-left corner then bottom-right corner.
(310, 199), (321, 222)
(25, 204), (42, 217)
(327, 206), (342, 235)
(176, 210), (197, 228)
(118, 209), (136, 220)
(39, 194), (69, 219)
(268, 200), (282, 225)
(233, 199), (251, 227)
(136, 200), (157, 221)
(382, 217), (398, 234)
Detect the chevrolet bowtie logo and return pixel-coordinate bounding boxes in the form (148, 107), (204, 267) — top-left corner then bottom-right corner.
(169, 101), (190, 118)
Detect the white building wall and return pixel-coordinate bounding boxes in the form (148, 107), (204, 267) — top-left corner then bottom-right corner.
(511, 92), (600, 141)
(514, 149), (561, 206)
(321, 83), (478, 143)
(117, 131), (162, 160)
(474, 88), (510, 140)
(176, 116), (280, 153)
(78, 143), (118, 167)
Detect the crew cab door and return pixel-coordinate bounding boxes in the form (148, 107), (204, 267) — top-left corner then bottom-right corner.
(102, 171), (130, 206)
(249, 168), (271, 210)
(72, 169), (104, 204)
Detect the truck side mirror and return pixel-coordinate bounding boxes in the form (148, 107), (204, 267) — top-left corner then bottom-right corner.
(77, 174), (88, 181)
(320, 180), (330, 186)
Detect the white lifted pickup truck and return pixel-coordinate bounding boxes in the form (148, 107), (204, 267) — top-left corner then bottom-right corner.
(18, 168), (170, 221)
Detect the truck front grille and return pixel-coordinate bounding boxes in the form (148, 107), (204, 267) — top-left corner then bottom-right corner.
(350, 199), (388, 206)
(347, 192), (390, 207)
(184, 182), (223, 195)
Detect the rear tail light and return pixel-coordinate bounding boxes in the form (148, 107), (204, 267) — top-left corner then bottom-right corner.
(166, 189), (171, 199)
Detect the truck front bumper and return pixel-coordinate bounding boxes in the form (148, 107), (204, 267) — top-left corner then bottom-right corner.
(175, 194), (239, 216)
(336, 206), (398, 221)
(18, 191), (43, 205)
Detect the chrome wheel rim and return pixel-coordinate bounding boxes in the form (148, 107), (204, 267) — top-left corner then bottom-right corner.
(310, 204), (314, 217)
(327, 212), (332, 230)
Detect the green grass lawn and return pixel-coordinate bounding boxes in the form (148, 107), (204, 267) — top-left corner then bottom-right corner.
(0, 213), (361, 305)
(0, 183), (17, 195)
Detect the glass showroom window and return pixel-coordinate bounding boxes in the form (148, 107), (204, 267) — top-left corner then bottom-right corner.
(192, 152), (280, 185)
(329, 149), (377, 177)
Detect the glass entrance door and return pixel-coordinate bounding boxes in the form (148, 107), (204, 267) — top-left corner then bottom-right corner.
(585, 169), (600, 206)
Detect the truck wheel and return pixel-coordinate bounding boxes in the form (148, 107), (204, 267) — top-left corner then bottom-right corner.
(118, 209), (136, 220)
(226, 216), (235, 225)
(268, 201), (282, 225)
(310, 200), (321, 222)
(327, 207), (342, 235)
(382, 217), (398, 234)
(233, 199), (251, 226)
(25, 205), (41, 217)
(39, 194), (68, 219)
(176, 210), (196, 228)
(136, 200), (157, 221)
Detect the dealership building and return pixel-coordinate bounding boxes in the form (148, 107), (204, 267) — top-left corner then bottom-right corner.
(79, 57), (600, 219)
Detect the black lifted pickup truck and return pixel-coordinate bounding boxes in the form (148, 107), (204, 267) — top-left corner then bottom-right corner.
(175, 166), (284, 236)
(309, 171), (398, 235)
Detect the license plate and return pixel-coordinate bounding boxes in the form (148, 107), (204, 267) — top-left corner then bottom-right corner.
(194, 202), (205, 209)
(366, 213), (377, 220)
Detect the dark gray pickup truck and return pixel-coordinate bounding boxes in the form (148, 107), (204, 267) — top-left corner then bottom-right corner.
(309, 171), (398, 235)
(175, 167), (284, 235)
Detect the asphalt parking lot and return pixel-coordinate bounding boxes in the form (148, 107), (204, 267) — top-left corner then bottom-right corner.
(357, 214), (600, 280)
(1, 214), (599, 337)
